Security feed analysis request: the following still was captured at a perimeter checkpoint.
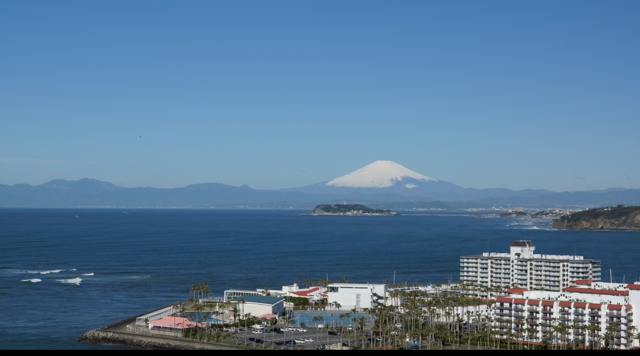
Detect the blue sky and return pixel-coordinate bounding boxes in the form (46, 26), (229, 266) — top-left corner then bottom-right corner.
(1, 0), (639, 192)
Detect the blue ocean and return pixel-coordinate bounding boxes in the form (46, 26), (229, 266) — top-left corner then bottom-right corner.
(1, 208), (639, 350)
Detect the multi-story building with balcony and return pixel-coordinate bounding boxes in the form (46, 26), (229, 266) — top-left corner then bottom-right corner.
(460, 240), (601, 296)
(493, 280), (640, 350)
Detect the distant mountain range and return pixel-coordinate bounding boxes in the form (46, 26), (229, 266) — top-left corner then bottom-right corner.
(2, 160), (639, 210)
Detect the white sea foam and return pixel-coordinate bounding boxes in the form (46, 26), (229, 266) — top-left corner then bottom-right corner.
(81, 272), (94, 276)
(36, 269), (65, 275)
(126, 275), (151, 280)
(21, 278), (42, 283)
(57, 277), (82, 285)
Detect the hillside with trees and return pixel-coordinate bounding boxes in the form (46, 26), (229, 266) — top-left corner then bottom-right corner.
(552, 205), (640, 230)
(311, 204), (399, 216)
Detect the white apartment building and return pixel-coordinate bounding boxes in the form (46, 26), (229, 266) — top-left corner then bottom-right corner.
(493, 280), (640, 350)
(460, 240), (602, 295)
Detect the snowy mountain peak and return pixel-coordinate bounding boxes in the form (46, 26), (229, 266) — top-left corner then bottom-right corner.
(325, 160), (438, 188)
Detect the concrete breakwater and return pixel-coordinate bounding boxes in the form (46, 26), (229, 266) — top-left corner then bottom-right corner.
(77, 329), (247, 350)
(77, 314), (249, 350)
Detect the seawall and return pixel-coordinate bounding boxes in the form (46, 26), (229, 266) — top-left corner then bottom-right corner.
(77, 311), (249, 350)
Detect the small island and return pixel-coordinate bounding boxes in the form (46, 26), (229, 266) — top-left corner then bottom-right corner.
(552, 205), (640, 230)
(311, 204), (399, 216)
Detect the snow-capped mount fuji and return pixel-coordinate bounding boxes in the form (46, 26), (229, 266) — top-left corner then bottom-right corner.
(282, 160), (467, 201)
(325, 160), (437, 189)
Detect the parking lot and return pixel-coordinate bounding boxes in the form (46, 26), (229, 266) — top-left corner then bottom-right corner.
(231, 325), (359, 350)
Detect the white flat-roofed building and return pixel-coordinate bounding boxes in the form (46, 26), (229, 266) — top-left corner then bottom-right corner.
(225, 294), (286, 320)
(460, 240), (601, 295)
(493, 280), (640, 350)
(223, 289), (263, 302)
(327, 283), (386, 310)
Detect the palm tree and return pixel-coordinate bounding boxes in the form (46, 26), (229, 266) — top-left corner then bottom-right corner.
(512, 317), (524, 349)
(192, 301), (205, 340)
(170, 301), (185, 338)
(586, 321), (600, 350)
(261, 286), (270, 296)
(525, 326), (537, 349)
(624, 324), (636, 349)
(237, 297), (247, 344)
(200, 282), (211, 300)
(190, 283), (199, 303)
(555, 321), (570, 350)
(605, 324), (620, 350)
(309, 315), (322, 343)
(339, 312), (351, 346)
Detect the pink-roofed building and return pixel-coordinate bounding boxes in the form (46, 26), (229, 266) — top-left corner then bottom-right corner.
(148, 315), (203, 332)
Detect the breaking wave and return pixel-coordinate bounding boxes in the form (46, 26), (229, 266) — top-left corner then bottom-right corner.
(21, 278), (42, 283)
(56, 277), (82, 285)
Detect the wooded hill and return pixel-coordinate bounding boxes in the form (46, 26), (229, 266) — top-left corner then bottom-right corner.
(312, 204), (399, 215)
(552, 205), (640, 230)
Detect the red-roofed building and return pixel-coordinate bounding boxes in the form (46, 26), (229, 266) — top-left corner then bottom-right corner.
(489, 280), (640, 350)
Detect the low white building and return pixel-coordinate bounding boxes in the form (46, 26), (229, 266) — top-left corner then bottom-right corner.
(327, 282), (387, 310)
(227, 294), (286, 321)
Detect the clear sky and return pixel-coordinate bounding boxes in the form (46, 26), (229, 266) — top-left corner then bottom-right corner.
(1, 0), (639, 192)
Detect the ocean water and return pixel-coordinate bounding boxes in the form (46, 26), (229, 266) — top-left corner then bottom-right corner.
(1, 208), (639, 350)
